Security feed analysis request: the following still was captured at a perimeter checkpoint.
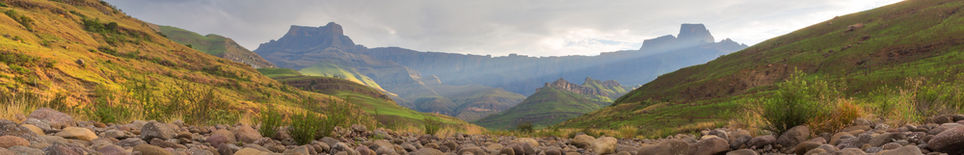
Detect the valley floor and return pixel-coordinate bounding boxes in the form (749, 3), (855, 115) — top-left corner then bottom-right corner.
(2, 108), (964, 155)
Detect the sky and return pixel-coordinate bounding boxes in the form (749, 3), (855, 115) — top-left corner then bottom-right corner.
(105, 0), (902, 57)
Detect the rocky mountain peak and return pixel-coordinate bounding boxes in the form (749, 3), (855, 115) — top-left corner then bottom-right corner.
(677, 23), (715, 44)
(543, 77), (625, 99)
(255, 22), (357, 54)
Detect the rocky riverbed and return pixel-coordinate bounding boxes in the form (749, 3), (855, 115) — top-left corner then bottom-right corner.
(2, 108), (964, 155)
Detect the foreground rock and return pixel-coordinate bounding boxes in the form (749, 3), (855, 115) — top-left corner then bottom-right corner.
(0, 108), (960, 155)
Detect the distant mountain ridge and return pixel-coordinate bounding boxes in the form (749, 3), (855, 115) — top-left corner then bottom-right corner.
(254, 23), (524, 121)
(359, 24), (747, 95)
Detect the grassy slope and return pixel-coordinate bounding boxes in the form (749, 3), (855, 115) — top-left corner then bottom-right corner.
(156, 25), (274, 68)
(0, 0), (475, 132)
(475, 87), (606, 129)
(157, 25), (227, 56)
(259, 68), (481, 131)
(298, 63), (392, 96)
(0, 0), (332, 116)
(561, 0), (964, 135)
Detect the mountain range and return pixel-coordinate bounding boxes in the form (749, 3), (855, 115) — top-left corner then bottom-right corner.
(253, 22), (747, 122)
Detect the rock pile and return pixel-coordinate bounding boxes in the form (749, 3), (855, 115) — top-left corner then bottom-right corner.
(1, 108), (963, 155)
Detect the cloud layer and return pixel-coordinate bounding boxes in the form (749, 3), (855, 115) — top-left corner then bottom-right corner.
(105, 0), (901, 56)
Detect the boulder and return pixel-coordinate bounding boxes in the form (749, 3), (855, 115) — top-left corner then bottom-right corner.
(140, 122), (175, 140)
(829, 132), (853, 145)
(236, 125), (262, 144)
(867, 133), (899, 147)
(747, 135), (775, 148)
(725, 149), (758, 155)
(572, 135), (595, 148)
(55, 127), (98, 141)
(235, 147), (271, 155)
(94, 143), (129, 155)
(592, 137), (617, 155)
(516, 138), (539, 148)
(0, 120), (44, 143)
(284, 146), (310, 155)
(637, 139), (690, 155)
(876, 145), (922, 155)
(728, 129), (752, 149)
(692, 136), (729, 155)
(117, 138), (147, 148)
(927, 126), (964, 154)
(218, 144), (242, 155)
(134, 144), (173, 155)
(356, 146), (375, 155)
(411, 148), (443, 155)
(102, 129), (127, 139)
(0, 135), (29, 148)
(789, 141), (822, 155)
(8, 146), (44, 155)
(20, 124), (43, 136)
(44, 142), (89, 155)
(28, 108), (74, 129)
(776, 125), (810, 147)
(207, 129), (237, 147)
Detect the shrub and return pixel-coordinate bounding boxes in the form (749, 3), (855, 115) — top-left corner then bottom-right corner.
(617, 125), (639, 139)
(422, 116), (444, 135)
(289, 112), (322, 145)
(258, 107), (284, 139)
(85, 87), (132, 123)
(807, 99), (864, 133)
(516, 122), (534, 133)
(320, 101), (351, 137)
(759, 70), (837, 134)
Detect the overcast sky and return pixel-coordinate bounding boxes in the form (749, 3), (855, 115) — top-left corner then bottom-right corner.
(105, 0), (901, 57)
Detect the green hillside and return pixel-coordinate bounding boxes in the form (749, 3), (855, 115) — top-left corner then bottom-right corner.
(298, 63), (393, 96)
(0, 0), (475, 134)
(475, 87), (606, 129)
(156, 25), (274, 68)
(561, 0), (964, 136)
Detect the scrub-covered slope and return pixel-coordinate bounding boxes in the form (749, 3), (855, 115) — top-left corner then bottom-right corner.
(563, 0), (964, 134)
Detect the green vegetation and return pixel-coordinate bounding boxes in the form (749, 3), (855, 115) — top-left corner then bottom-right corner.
(759, 71), (837, 133)
(475, 87), (608, 129)
(258, 107), (284, 138)
(258, 68), (303, 78)
(422, 116), (443, 135)
(157, 26), (229, 56)
(288, 112), (322, 145)
(565, 0), (964, 137)
(321, 100), (352, 137)
(299, 63), (385, 91)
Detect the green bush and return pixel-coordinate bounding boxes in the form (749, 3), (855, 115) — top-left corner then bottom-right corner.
(320, 101), (351, 137)
(85, 87), (132, 123)
(422, 116), (443, 135)
(258, 107), (284, 139)
(289, 112), (322, 145)
(760, 71), (837, 134)
(516, 122), (534, 133)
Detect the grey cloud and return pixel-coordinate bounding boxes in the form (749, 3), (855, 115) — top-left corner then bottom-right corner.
(105, 0), (900, 56)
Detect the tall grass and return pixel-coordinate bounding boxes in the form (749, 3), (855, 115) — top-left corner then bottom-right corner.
(289, 112), (322, 145)
(422, 115), (444, 135)
(258, 107), (284, 139)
